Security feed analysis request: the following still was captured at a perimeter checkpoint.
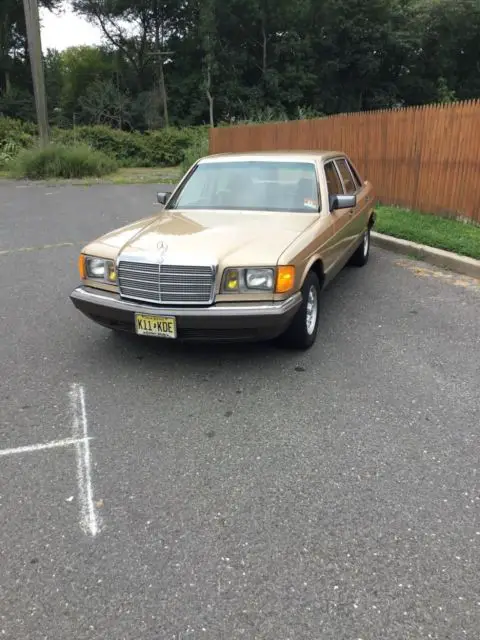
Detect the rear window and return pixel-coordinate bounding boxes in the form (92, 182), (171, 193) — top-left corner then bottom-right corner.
(324, 161), (344, 197)
(347, 160), (363, 189)
(335, 159), (357, 195)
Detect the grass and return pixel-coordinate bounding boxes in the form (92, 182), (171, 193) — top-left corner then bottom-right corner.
(375, 205), (480, 260)
(0, 165), (181, 185)
(9, 144), (117, 179)
(100, 166), (181, 185)
(48, 166), (182, 185)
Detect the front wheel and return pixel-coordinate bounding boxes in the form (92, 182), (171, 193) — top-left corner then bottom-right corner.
(279, 271), (320, 350)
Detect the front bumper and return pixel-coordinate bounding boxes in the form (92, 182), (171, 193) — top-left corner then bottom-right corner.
(70, 286), (302, 342)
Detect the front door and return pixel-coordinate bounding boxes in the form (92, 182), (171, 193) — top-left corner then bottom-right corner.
(335, 157), (368, 249)
(324, 160), (350, 266)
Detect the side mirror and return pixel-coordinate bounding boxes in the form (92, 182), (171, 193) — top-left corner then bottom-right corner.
(157, 191), (172, 205)
(329, 194), (356, 211)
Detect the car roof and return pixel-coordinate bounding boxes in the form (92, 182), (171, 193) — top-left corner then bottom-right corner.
(200, 150), (345, 164)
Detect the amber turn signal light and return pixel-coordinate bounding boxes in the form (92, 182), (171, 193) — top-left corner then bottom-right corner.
(78, 254), (87, 280)
(275, 266), (295, 293)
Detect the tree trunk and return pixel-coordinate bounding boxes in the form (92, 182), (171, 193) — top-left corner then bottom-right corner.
(2, 11), (12, 94)
(261, 20), (267, 76)
(206, 65), (214, 127)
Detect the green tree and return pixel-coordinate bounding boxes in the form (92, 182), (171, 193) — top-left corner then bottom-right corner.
(414, 0), (480, 103)
(79, 78), (132, 127)
(73, 0), (183, 125)
(59, 45), (116, 124)
(0, 0), (60, 94)
(3, 0), (480, 128)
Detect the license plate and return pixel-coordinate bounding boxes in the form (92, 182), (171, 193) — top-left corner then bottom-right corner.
(134, 313), (177, 339)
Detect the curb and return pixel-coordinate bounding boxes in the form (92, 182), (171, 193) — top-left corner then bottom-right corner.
(371, 231), (480, 279)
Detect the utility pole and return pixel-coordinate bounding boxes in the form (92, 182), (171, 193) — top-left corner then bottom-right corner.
(22, 0), (49, 147)
(150, 0), (173, 129)
(149, 50), (174, 128)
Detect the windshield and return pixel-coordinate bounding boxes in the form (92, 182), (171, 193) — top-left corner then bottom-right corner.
(166, 160), (320, 212)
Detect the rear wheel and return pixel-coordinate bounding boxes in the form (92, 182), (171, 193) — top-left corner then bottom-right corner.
(349, 227), (370, 267)
(279, 271), (320, 350)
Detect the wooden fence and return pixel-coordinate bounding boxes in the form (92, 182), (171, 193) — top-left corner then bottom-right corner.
(209, 100), (480, 223)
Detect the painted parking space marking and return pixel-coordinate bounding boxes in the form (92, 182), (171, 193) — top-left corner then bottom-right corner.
(0, 436), (90, 457)
(70, 383), (100, 537)
(0, 382), (100, 537)
(0, 241), (79, 257)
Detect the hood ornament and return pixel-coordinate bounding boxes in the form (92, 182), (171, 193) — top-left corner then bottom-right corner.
(157, 240), (168, 264)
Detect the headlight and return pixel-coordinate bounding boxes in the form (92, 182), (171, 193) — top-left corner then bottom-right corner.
(87, 257), (106, 278)
(245, 268), (274, 290)
(222, 267), (275, 292)
(80, 255), (117, 283)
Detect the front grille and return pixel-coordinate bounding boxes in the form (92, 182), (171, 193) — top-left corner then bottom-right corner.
(117, 261), (215, 305)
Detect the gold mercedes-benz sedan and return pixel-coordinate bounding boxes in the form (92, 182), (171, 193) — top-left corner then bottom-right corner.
(70, 151), (375, 349)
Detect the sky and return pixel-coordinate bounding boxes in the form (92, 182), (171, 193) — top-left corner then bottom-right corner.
(39, 2), (103, 52)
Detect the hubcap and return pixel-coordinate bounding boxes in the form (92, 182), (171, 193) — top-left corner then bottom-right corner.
(363, 231), (369, 257)
(305, 285), (318, 335)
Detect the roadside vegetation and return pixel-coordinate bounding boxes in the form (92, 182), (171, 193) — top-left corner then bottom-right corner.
(9, 144), (117, 180)
(0, 118), (208, 179)
(375, 206), (480, 260)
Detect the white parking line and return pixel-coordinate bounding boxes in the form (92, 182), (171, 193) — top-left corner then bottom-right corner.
(70, 383), (100, 537)
(0, 242), (76, 256)
(0, 383), (100, 537)
(0, 437), (90, 457)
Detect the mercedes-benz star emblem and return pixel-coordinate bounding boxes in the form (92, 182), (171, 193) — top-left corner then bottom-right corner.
(157, 240), (168, 264)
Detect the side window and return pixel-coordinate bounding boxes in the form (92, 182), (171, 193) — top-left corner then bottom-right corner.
(347, 159), (363, 189)
(335, 158), (357, 195)
(324, 161), (344, 198)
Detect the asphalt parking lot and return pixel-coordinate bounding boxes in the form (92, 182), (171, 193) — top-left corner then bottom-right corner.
(1, 180), (479, 640)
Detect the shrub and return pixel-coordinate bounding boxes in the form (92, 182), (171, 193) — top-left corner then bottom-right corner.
(143, 128), (195, 166)
(10, 144), (118, 179)
(52, 124), (209, 168)
(0, 117), (35, 151)
(0, 117), (36, 140)
(0, 141), (21, 169)
(180, 132), (209, 174)
(52, 125), (146, 166)
(0, 117), (209, 172)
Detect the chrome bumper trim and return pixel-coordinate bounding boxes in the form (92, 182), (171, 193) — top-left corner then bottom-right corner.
(70, 286), (302, 318)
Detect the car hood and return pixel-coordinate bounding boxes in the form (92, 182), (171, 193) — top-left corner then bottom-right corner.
(92, 209), (319, 266)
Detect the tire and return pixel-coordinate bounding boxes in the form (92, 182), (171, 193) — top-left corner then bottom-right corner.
(349, 227), (371, 267)
(279, 270), (321, 350)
